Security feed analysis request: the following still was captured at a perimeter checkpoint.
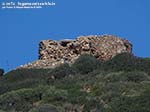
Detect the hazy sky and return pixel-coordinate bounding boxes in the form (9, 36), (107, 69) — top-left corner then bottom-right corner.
(0, 0), (150, 72)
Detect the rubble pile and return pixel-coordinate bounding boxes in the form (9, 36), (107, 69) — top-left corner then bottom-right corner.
(18, 35), (132, 69)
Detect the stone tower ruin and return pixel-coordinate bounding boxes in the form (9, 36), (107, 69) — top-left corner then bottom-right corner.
(19, 35), (132, 69)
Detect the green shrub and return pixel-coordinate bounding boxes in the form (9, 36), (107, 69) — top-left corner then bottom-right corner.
(48, 63), (75, 80)
(0, 78), (47, 96)
(0, 68), (50, 95)
(103, 53), (139, 71)
(83, 97), (102, 111)
(0, 88), (42, 112)
(42, 87), (68, 103)
(0, 110), (6, 112)
(72, 54), (100, 74)
(104, 72), (124, 82)
(121, 71), (150, 83)
(67, 86), (87, 104)
(104, 71), (150, 83)
(109, 93), (150, 112)
(103, 53), (150, 72)
(3, 68), (50, 82)
(29, 104), (61, 112)
(108, 85), (150, 112)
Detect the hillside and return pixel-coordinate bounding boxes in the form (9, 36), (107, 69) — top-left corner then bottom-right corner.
(0, 53), (150, 112)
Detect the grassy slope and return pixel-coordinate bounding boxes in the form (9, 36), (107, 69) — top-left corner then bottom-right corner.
(0, 53), (150, 112)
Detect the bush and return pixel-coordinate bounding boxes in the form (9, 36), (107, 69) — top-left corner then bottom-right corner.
(2, 68), (50, 83)
(42, 87), (68, 103)
(0, 69), (4, 76)
(83, 97), (102, 111)
(48, 63), (75, 79)
(72, 54), (100, 74)
(103, 53), (138, 71)
(109, 92), (150, 112)
(0, 110), (6, 112)
(0, 68), (50, 95)
(108, 85), (150, 112)
(0, 88), (42, 112)
(29, 104), (61, 112)
(103, 53), (150, 72)
(121, 71), (150, 83)
(104, 71), (150, 83)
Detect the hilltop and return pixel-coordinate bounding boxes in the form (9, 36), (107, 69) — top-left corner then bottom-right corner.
(0, 35), (150, 112)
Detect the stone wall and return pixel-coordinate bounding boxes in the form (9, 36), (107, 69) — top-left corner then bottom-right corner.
(18, 35), (132, 69)
(39, 35), (132, 62)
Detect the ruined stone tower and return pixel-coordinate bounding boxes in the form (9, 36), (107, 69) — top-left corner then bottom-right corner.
(39, 35), (132, 62)
(19, 35), (132, 69)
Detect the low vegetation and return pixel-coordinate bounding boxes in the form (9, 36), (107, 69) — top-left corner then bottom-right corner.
(0, 53), (150, 112)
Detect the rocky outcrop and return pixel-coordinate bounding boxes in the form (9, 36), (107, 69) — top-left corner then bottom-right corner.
(18, 35), (132, 69)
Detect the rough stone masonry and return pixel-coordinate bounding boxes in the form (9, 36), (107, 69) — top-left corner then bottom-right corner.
(19, 35), (132, 69)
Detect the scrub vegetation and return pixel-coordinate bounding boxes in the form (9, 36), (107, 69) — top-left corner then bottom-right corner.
(0, 53), (150, 112)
